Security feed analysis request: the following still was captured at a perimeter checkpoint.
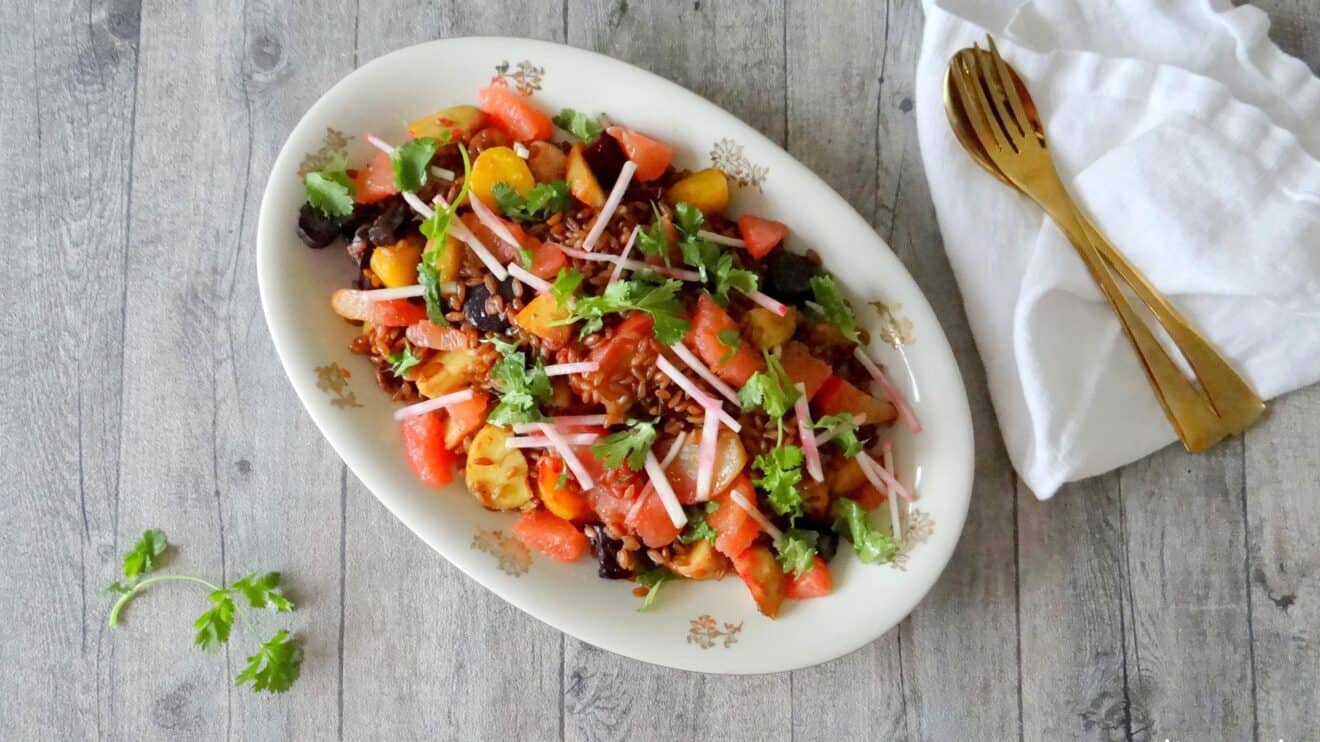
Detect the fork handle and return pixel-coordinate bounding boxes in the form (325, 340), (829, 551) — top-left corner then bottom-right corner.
(1075, 214), (1265, 435)
(1041, 201), (1232, 451)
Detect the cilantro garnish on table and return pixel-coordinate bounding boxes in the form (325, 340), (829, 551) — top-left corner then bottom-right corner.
(591, 419), (658, 470)
(775, 528), (819, 576)
(552, 108), (605, 143)
(106, 529), (303, 694)
(831, 498), (897, 564)
(494, 180), (570, 222)
(809, 273), (861, 343)
(558, 276), (691, 345)
(485, 337), (553, 426)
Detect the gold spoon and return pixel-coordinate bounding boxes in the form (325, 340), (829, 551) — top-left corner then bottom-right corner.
(943, 40), (1264, 452)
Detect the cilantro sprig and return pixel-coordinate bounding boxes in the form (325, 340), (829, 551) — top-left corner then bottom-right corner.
(775, 528), (819, 576)
(810, 273), (861, 343)
(590, 419), (658, 471)
(635, 205), (671, 264)
(390, 136), (439, 192)
(814, 413), (866, 458)
(417, 144), (473, 326)
(388, 343), (422, 378)
(738, 349), (802, 423)
(753, 444), (805, 520)
(552, 108), (605, 143)
(636, 566), (679, 611)
(106, 530), (303, 694)
(679, 501), (720, 545)
(550, 267), (584, 308)
(304, 170), (354, 218)
(558, 276), (691, 346)
(485, 337), (553, 426)
(716, 329), (741, 364)
(671, 202), (759, 305)
(831, 498), (897, 564)
(494, 181), (570, 222)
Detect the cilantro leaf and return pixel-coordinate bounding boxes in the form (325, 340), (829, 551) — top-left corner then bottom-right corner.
(418, 143), (471, 244)
(679, 501), (720, 545)
(416, 144), (471, 326)
(674, 202), (705, 236)
(636, 205), (671, 264)
(230, 572), (293, 613)
(560, 277), (691, 346)
(550, 267), (584, 308)
(123, 528), (168, 578)
(591, 419), (658, 471)
(753, 444), (804, 520)
(552, 108), (605, 143)
(831, 498), (897, 564)
(710, 252), (759, 306)
(636, 566), (679, 611)
(485, 338), (552, 426)
(236, 629), (303, 694)
(494, 180), (570, 222)
(716, 329), (741, 365)
(390, 136), (439, 192)
(304, 170), (354, 218)
(193, 590), (236, 652)
(387, 343), (422, 378)
(810, 273), (861, 343)
(738, 350), (801, 421)
(670, 202), (756, 304)
(814, 413), (866, 458)
(416, 260), (449, 326)
(775, 528), (819, 576)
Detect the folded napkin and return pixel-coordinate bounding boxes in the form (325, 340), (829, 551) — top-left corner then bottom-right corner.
(915, 0), (1320, 498)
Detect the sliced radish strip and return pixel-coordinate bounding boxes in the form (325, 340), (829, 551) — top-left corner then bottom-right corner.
(512, 142), (530, 158)
(668, 342), (739, 405)
(813, 413), (867, 448)
(697, 229), (745, 248)
(793, 383), (824, 482)
(392, 388), (475, 421)
(729, 487), (783, 541)
(430, 165), (455, 181)
(581, 160), (637, 251)
(655, 356), (741, 432)
(434, 194), (508, 281)
(361, 285), (425, 301)
(469, 190), (523, 249)
(506, 262), (552, 294)
(505, 433), (600, 449)
(740, 288), (789, 317)
(536, 423), (594, 490)
(365, 133), (394, 154)
(512, 414), (608, 433)
(551, 243), (703, 282)
(607, 226), (640, 285)
(543, 361), (600, 376)
(402, 190), (436, 218)
(883, 438), (901, 544)
(853, 347), (922, 433)
(636, 431), (689, 502)
(695, 412), (720, 502)
(858, 451), (914, 502)
(643, 450), (688, 528)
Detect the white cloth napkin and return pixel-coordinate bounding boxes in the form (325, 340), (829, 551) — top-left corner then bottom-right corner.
(915, 0), (1320, 498)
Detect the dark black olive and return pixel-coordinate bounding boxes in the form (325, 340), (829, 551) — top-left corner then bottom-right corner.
(582, 133), (627, 190)
(585, 525), (632, 579)
(497, 275), (518, 302)
(461, 283), (508, 333)
(339, 203), (376, 237)
(797, 518), (840, 563)
(366, 198), (409, 246)
(764, 249), (819, 304)
(296, 203), (341, 248)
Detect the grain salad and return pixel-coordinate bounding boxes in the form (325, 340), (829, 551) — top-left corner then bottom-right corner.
(295, 79), (922, 617)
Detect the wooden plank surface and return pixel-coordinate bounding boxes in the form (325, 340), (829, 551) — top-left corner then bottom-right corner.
(0, 1), (1315, 740)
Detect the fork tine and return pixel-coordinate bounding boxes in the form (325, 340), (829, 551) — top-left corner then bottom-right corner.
(950, 50), (1012, 157)
(973, 42), (1024, 150)
(986, 37), (1035, 144)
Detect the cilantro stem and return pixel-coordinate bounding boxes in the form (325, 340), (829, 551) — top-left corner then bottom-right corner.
(107, 574), (222, 627)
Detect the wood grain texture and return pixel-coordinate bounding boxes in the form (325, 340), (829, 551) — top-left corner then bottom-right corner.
(0, 0), (1316, 740)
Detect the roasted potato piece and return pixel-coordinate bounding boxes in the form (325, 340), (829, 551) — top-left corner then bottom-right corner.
(830, 456), (868, 497)
(665, 539), (730, 581)
(744, 306), (799, 351)
(465, 425), (534, 511)
(415, 349), (483, 398)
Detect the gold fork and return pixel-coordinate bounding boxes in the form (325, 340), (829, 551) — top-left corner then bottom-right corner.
(945, 38), (1264, 452)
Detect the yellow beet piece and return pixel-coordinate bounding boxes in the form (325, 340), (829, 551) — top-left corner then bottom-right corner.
(415, 349), (482, 398)
(668, 168), (730, 214)
(744, 306), (799, 351)
(469, 146), (534, 208)
(368, 236), (423, 288)
(514, 293), (572, 348)
(407, 104), (487, 142)
(425, 234), (464, 283)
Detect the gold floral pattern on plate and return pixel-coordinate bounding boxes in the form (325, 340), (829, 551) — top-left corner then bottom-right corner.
(298, 128), (352, 178)
(314, 363), (362, 409)
(869, 301), (915, 347)
(493, 60), (544, 95)
(472, 528), (532, 576)
(889, 508), (934, 571)
(710, 138), (768, 190)
(687, 614), (743, 649)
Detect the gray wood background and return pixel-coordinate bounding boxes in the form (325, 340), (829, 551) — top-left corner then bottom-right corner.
(2, 1), (1315, 740)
